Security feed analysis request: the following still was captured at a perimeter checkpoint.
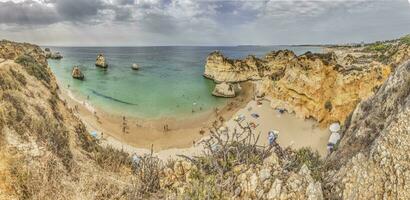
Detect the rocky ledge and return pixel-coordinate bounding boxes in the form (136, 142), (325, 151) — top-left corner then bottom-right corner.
(95, 53), (108, 68)
(211, 82), (241, 97)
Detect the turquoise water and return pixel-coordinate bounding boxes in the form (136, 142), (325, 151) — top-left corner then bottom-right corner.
(47, 46), (321, 119)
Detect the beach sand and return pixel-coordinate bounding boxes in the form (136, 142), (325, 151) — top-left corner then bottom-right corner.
(59, 82), (330, 160)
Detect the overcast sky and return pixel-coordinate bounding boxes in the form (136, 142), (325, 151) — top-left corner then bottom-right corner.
(0, 0), (410, 46)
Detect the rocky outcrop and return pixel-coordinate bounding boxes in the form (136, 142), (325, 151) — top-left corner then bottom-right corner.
(212, 82), (236, 97)
(323, 60), (410, 199)
(44, 48), (63, 59)
(204, 50), (303, 83)
(71, 66), (84, 80)
(0, 40), (47, 66)
(268, 53), (390, 127)
(204, 51), (261, 82)
(95, 53), (108, 68)
(205, 50), (391, 127)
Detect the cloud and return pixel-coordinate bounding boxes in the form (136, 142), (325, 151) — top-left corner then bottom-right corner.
(0, 1), (59, 25)
(0, 0), (409, 45)
(54, 0), (105, 23)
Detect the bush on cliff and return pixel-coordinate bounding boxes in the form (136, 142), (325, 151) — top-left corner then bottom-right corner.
(364, 42), (391, 53)
(399, 34), (410, 45)
(15, 54), (51, 85)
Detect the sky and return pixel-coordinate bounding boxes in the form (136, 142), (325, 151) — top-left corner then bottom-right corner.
(0, 0), (410, 46)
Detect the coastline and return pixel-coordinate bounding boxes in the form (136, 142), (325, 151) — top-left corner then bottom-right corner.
(58, 81), (254, 152)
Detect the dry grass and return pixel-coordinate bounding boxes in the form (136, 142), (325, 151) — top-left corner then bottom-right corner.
(14, 54), (51, 85)
(9, 155), (69, 200)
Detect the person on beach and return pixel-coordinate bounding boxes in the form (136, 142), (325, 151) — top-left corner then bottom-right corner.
(268, 130), (278, 146)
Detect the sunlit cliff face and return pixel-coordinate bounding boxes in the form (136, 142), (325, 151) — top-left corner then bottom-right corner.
(1, 0), (410, 46)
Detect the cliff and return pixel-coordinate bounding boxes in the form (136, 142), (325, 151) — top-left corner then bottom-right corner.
(205, 49), (392, 127)
(323, 60), (410, 199)
(0, 41), (135, 199)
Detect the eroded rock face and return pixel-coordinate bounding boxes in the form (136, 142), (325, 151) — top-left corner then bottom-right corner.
(95, 53), (108, 68)
(323, 61), (410, 199)
(205, 50), (391, 127)
(268, 54), (390, 127)
(212, 82), (236, 97)
(71, 66), (84, 80)
(204, 51), (261, 82)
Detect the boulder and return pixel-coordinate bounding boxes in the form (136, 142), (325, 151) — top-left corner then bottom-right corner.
(212, 82), (236, 97)
(131, 63), (139, 70)
(71, 66), (84, 80)
(95, 53), (108, 68)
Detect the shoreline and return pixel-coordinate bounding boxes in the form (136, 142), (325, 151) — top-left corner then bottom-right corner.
(58, 81), (254, 152)
(59, 80), (330, 159)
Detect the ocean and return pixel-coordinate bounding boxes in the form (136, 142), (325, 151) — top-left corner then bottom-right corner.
(47, 46), (322, 119)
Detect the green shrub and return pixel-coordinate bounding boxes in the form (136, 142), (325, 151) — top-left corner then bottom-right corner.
(399, 35), (410, 45)
(364, 42), (390, 53)
(288, 147), (323, 181)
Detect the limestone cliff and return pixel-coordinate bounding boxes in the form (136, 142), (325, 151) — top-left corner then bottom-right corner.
(323, 60), (410, 199)
(205, 49), (392, 127)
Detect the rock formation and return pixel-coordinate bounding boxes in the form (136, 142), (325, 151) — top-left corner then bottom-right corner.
(212, 82), (236, 97)
(44, 48), (63, 59)
(95, 53), (108, 68)
(71, 66), (84, 80)
(132, 63), (139, 70)
(323, 60), (410, 199)
(204, 49), (392, 127)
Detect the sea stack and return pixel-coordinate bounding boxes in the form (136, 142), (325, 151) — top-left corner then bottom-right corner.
(44, 48), (63, 60)
(95, 53), (108, 68)
(72, 66), (84, 80)
(212, 82), (236, 97)
(132, 63), (139, 70)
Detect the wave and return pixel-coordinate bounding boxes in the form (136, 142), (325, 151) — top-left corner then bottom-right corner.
(90, 90), (138, 106)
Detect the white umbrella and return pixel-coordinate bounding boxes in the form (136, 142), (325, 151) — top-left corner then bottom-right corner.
(329, 123), (341, 132)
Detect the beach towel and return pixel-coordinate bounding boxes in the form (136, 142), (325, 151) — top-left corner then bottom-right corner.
(251, 113), (260, 119)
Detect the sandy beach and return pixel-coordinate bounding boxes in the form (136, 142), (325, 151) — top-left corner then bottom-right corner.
(58, 80), (330, 160)
(58, 82), (254, 149)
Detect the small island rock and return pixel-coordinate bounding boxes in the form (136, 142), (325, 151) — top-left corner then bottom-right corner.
(72, 66), (84, 80)
(132, 63), (139, 70)
(95, 53), (108, 68)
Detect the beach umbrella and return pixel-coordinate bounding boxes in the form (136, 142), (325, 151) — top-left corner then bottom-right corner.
(329, 123), (341, 133)
(90, 130), (98, 138)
